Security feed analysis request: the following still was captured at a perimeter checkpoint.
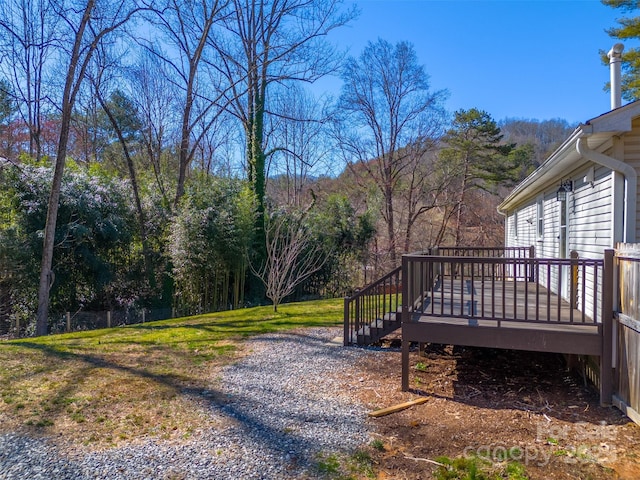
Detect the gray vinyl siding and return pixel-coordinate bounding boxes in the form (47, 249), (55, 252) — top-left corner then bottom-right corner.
(569, 165), (613, 259)
(538, 192), (558, 259)
(504, 165), (613, 323)
(568, 166), (612, 324)
(503, 116), (640, 327)
(505, 202), (537, 248)
(506, 167), (613, 257)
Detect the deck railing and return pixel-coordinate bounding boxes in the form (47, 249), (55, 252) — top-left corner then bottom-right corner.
(406, 246), (536, 311)
(343, 246), (537, 346)
(343, 266), (401, 346)
(403, 253), (605, 326)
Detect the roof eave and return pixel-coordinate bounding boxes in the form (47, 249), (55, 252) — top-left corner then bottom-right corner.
(498, 127), (585, 214)
(498, 101), (640, 214)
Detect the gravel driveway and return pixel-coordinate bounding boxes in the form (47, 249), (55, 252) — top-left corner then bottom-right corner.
(0, 328), (374, 479)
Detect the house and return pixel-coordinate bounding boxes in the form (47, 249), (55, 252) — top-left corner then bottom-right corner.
(344, 45), (640, 425)
(496, 44), (640, 424)
(500, 43), (635, 257)
(498, 94), (639, 278)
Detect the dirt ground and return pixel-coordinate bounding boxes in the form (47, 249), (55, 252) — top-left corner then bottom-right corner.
(350, 339), (640, 480)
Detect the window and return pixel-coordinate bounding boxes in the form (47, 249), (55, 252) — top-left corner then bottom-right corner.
(514, 211), (518, 238)
(536, 196), (544, 239)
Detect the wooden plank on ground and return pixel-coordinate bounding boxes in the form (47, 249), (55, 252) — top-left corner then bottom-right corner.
(368, 397), (428, 417)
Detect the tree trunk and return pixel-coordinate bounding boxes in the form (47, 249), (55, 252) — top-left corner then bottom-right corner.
(35, 100), (74, 335)
(35, 0), (95, 334)
(454, 158), (470, 248)
(172, 2), (217, 209)
(385, 184), (397, 265)
(96, 91), (154, 288)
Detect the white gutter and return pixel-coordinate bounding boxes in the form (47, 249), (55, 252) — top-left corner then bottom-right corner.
(576, 136), (636, 242)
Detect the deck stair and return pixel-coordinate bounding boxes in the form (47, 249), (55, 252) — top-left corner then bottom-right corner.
(354, 309), (401, 345)
(344, 266), (402, 346)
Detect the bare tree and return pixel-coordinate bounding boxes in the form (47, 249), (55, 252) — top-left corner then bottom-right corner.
(399, 138), (455, 253)
(143, 0), (227, 208)
(128, 51), (176, 203)
(35, 0), (149, 336)
(0, 0), (59, 160)
(337, 38), (447, 266)
(499, 117), (574, 167)
(212, 0), (355, 244)
(253, 210), (325, 312)
(85, 45), (157, 288)
(267, 85), (334, 207)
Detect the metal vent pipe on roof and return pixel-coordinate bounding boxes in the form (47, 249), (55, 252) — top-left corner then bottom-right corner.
(608, 43), (624, 110)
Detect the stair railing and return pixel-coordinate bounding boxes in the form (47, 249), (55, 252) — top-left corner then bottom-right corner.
(343, 266), (402, 346)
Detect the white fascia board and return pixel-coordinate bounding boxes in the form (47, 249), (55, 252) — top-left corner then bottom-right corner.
(498, 127), (584, 213)
(587, 101), (640, 133)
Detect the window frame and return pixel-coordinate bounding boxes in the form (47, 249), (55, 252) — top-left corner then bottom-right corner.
(536, 195), (544, 240)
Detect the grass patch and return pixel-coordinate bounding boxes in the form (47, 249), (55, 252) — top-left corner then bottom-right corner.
(370, 438), (385, 451)
(316, 449), (375, 479)
(415, 361), (427, 371)
(434, 453), (529, 480)
(0, 299), (343, 448)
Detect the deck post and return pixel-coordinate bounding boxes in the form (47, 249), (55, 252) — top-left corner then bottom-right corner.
(343, 297), (350, 346)
(528, 245), (535, 282)
(600, 249), (614, 406)
(401, 255), (410, 391)
(570, 251), (579, 309)
(402, 337), (410, 391)
(354, 290), (360, 344)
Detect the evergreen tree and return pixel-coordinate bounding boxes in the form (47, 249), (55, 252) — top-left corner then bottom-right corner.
(440, 108), (532, 245)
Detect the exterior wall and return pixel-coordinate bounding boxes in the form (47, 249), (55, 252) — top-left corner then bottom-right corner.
(569, 165), (613, 258)
(538, 190), (559, 258)
(504, 164), (613, 323)
(503, 117), (640, 324)
(505, 165), (613, 259)
(626, 118), (640, 242)
(505, 203), (537, 249)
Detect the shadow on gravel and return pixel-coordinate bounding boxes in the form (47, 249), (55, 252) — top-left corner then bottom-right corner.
(11, 331), (363, 476)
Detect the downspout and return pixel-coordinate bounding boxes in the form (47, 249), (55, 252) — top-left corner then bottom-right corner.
(576, 137), (636, 243)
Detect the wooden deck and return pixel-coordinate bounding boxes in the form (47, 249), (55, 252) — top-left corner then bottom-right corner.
(399, 249), (614, 405)
(416, 278), (598, 330)
(343, 247), (614, 405)
(405, 277), (603, 356)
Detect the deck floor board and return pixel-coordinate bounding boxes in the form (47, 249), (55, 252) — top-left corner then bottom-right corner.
(412, 277), (599, 335)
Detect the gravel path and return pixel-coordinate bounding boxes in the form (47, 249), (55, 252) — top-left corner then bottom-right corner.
(0, 328), (373, 479)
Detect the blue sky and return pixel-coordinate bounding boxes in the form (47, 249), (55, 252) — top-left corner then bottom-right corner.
(317, 0), (633, 124)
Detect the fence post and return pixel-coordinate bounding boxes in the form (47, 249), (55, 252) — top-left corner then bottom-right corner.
(354, 290), (360, 342)
(107, 311), (111, 328)
(600, 249), (614, 406)
(142, 308), (146, 324)
(66, 312), (71, 332)
(15, 318), (19, 337)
